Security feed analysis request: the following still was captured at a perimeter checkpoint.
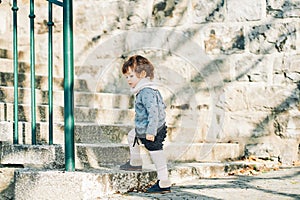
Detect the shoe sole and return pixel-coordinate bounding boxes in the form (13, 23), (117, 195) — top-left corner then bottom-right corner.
(120, 168), (142, 171)
(146, 190), (171, 194)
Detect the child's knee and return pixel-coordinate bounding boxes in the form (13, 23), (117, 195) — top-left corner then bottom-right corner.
(127, 129), (136, 144)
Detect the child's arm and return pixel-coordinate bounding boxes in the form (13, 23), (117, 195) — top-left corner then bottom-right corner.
(140, 89), (159, 140)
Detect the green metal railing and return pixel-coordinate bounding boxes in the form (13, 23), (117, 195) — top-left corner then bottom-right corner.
(12, 0), (75, 171)
(47, 1), (54, 145)
(63, 0), (75, 172)
(12, 0), (19, 144)
(29, 0), (36, 145)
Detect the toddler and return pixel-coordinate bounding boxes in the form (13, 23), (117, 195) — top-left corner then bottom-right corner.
(120, 55), (171, 193)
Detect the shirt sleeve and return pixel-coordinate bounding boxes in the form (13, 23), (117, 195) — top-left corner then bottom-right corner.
(141, 89), (159, 136)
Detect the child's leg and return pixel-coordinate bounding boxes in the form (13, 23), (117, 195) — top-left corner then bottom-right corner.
(128, 129), (142, 166)
(149, 150), (171, 188)
(140, 124), (171, 189)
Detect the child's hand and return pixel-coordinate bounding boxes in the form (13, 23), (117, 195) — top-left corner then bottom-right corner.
(146, 134), (155, 141)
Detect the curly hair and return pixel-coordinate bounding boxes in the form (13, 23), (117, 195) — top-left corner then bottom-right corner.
(122, 55), (154, 80)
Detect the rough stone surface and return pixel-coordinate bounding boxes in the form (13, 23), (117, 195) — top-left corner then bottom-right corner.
(0, 1), (299, 199)
(13, 161), (282, 200)
(105, 166), (300, 200)
(0, 142), (64, 169)
(0, 167), (16, 200)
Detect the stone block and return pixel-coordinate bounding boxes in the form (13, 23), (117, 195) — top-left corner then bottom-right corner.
(191, 0), (225, 23)
(226, 0), (263, 21)
(0, 122), (11, 143)
(13, 161), (274, 199)
(0, 167), (16, 200)
(232, 55), (270, 82)
(286, 113), (300, 140)
(75, 143), (130, 169)
(160, 142), (239, 162)
(249, 23), (297, 54)
(0, 3), (10, 35)
(202, 26), (245, 55)
(14, 168), (156, 200)
(245, 138), (299, 165)
(152, 0), (189, 26)
(223, 84), (297, 112)
(75, 124), (131, 144)
(0, 142), (64, 169)
(223, 111), (274, 140)
(267, 0), (300, 18)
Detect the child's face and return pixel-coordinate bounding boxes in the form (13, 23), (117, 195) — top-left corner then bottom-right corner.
(124, 68), (142, 88)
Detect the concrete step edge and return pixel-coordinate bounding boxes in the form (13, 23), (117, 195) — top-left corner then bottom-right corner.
(12, 160), (281, 199)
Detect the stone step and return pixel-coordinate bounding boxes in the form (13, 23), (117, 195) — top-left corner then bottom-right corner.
(0, 47), (13, 60)
(0, 121), (131, 145)
(0, 120), (220, 146)
(0, 58), (63, 77)
(0, 140), (240, 170)
(0, 102), (135, 124)
(0, 36), (29, 60)
(0, 142), (64, 169)
(0, 101), (208, 127)
(0, 71), (89, 92)
(75, 143), (129, 169)
(0, 142), (129, 169)
(75, 142), (240, 169)
(0, 86), (134, 108)
(139, 142), (240, 165)
(12, 160), (280, 199)
(0, 86), (64, 106)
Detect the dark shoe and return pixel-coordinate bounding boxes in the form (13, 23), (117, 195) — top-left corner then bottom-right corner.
(146, 180), (171, 193)
(120, 161), (142, 171)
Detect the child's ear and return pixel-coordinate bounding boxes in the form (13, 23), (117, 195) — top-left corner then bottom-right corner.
(140, 70), (146, 78)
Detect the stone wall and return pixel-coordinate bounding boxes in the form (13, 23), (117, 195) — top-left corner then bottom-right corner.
(0, 0), (299, 164)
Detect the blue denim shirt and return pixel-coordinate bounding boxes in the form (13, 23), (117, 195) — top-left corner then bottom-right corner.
(134, 87), (166, 138)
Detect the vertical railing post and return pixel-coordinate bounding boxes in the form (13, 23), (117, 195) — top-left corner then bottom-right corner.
(29, 0), (36, 145)
(12, 0), (19, 144)
(63, 0), (75, 171)
(47, 1), (54, 145)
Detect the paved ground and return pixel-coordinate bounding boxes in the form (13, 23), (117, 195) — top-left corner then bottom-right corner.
(104, 166), (300, 200)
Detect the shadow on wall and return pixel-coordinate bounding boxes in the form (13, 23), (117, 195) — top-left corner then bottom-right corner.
(73, 0), (300, 163)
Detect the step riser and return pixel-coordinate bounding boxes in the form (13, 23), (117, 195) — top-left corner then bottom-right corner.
(0, 86), (134, 108)
(0, 143), (64, 169)
(0, 143), (129, 169)
(0, 141), (239, 169)
(0, 49), (12, 59)
(74, 143), (239, 169)
(0, 103), (135, 123)
(164, 143), (240, 162)
(13, 170), (157, 200)
(0, 58), (63, 77)
(1, 122), (129, 145)
(139, 143), (240, 165)
(75, 144), (130, 169)
(0, 72), (89, 91)
(1, 121), (221, 145)
(1, 102), (210, 130)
